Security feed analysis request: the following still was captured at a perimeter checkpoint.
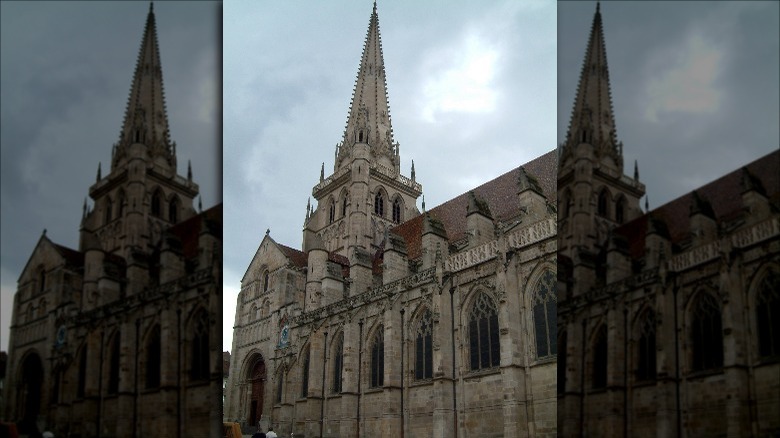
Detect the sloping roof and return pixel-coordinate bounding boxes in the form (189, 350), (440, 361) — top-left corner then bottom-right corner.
(52, 243), (85, 269)
(277, 243), (308, 269)
(168, 203), (222, 260)
(615, 149), (779, 259)
(393, 150), (557, 260)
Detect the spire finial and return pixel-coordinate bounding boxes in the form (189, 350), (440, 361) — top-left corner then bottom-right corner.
(411, 160), (416, 182)
(596, 1), (600, 14)
(320, 163), (325, 182)
(96, 162), (102, 181)
(149, 1), (154, 13)
(422, 194), (426, 213)
(188, 160), (193, 181)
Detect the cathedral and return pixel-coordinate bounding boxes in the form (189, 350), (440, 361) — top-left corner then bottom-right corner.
(2, 5), (222, 438)
(557, 4), (780, 437)
(225, 4), (557, 438)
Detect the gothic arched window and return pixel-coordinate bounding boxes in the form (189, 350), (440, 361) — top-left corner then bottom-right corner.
(469, 293), (500, 370)
(191, 310), (210, 381)
(38, 266), (46, 293)
(592, 325), (607, 389)
(117, 190), (126, 217)
(558, 331), (567, 394)
(370, 327), (384, 387)
(329, 199), (336, 224)
(169, 196), (179, 223)
(615, 196), (626, 224)
(276, 370), (284, 404)
(249, 306), (257, 323)
(691, 292), (723, 372)
(392, 198), (402, 223)
(105, 197), (113, 224)
(415, 309), (433, 380)
(597, 189), (609, 218)
(374, 192), (385, 217)
(301, 346), (310, 397)
(636, 309), (656, 381)
(151, 190), (162, 218)
(332, 332), (344, 393)
(145, 325), (161, 389)
(263, 271), (269, 292)
(108, 332), (120, 395)
(757, 269), (780, 358)
(342, 196), (348, 217)
(533, 269), (557, 358)
(77, 345), (87, 398)
(562, 190), (572, 218)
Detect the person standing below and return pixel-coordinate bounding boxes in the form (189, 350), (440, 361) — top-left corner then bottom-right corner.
(265, 427), (278, 438)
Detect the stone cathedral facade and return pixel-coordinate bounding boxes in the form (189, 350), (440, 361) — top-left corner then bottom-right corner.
(225, 4), (558, 438)
(557, 4), (780, 437)
(2, 5), (222, 438)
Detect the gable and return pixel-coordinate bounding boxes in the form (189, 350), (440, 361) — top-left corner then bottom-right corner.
(18, 234), (83, 285)
(242, 235), (306, 286)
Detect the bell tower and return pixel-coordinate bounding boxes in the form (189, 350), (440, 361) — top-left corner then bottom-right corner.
(557, 3), (645, 293)
(79, 3), (199, 262)
(303, 2), (422, 258)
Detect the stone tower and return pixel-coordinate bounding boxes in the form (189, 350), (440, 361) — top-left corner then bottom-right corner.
(79, 3), (199, 305)
(557, 2), (645, 296)
(303, 2), (422, 265)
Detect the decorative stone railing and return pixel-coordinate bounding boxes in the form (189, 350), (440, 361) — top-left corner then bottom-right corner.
(669, 216), (779, 272)
(370, 162), (422, 193)
(588, 267), (660, 302)
(312, 166), (351, 195)
(293, 267), (436, 326)
(74, 268), (213, 325)
(445, 217), (556, 273)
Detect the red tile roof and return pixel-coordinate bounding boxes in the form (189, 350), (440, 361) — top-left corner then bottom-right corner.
(616, 150), (779, 259)
(392, 150), (557, 260)
(168, 204), (223, 260)
(277, 242), (309, 269)
(52, 243), (85, 268)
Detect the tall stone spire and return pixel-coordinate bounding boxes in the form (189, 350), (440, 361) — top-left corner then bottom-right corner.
(337, 2), (396, 170)
(561, 2), (622, 170)
(112, 2), (175, 170)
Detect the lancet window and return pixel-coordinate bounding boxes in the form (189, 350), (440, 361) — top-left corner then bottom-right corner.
(468, 293), (500, 370)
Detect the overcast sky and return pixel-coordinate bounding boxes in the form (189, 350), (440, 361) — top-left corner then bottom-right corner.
(0, 1), (221, 352)
(559, 1), (779, 212)
(223, 0), (557, 352)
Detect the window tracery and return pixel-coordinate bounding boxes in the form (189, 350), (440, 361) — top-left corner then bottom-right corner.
(415, 309), (433, 380)
(469, 293), (500, 370)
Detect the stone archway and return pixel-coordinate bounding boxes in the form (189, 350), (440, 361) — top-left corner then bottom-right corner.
(247, 355), (267, 428)
(17, 352), (44, 434)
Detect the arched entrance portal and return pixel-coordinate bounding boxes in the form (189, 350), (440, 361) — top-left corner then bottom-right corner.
(248, 356), (267, 428)
(17, 353), (44, 434)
